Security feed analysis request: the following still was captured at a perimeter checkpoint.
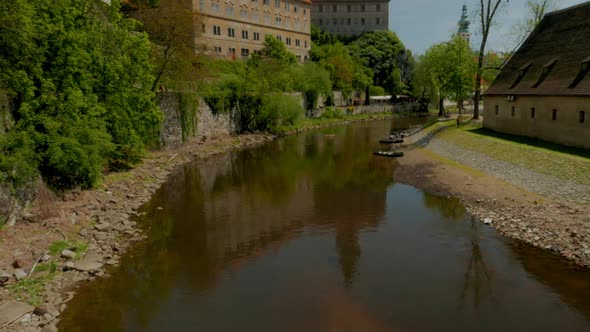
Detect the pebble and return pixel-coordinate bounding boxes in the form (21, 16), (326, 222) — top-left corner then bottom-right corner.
(13, 269), (27, 281)
(483, 218), (493, 225)
(61, 250), (76, 260)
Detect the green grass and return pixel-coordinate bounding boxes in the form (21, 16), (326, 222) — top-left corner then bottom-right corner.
(8, 273), (55, 306)
(436, 121), (590, 185)
(35, 262), (58, 274)
(48, 240), (88, 258)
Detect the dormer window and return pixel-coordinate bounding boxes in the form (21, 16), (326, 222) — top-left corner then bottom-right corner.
(533, 57), (558, 88)
(510, 62), (532, 89)
(569, 56), (590, 89)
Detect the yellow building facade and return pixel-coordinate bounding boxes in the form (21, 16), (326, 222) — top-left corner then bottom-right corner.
(196, 0), (312, 61)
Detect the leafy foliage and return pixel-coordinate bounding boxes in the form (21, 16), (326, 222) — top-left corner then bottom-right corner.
(0, 0), (161, 190)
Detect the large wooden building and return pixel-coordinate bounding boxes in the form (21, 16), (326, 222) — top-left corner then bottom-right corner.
(483, 2), (590, 148)
(310, 0), (389, 36)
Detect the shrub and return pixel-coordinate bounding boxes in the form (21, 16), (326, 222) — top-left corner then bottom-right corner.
(369, 86), (386, 96)
(259, 94), (304, 132)
(320, 106), (346, 119)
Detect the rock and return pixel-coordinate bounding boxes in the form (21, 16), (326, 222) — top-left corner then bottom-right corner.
(18, 313), (32, 323)
(0, 275), (9, 286)
(483, 218), (493, 225)
(105, 259), (118, 266)
(0, 301), (35, 327)
(93, 223), (110, 231)
(13, 269), (27, 281)
(12, 259), (24, 269)
(61, 250), (77, 260)
(42, 324), (58, 332)
(63, 262), (75, 271)
(41, 255), (52, 262)
(74, 251), (103, 272)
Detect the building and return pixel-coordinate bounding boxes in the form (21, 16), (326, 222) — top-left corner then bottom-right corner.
(457, 4), (470, 45)
(197, 0), (312, 61)
(310, 0), (389, 36)
(483, 2), (590, 149)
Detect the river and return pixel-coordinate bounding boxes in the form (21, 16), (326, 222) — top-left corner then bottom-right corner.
(59, 119), (590, 331)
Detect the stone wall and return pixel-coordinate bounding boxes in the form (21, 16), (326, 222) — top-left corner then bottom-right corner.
(158, 92), (236, 149)
(484, 96), (590, 149)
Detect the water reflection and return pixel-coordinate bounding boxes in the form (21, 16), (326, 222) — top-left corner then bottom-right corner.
(59, 119), (590, 332)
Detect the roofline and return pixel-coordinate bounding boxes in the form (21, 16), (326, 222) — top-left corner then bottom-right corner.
(545, 0), (590, 16)
(485, 93), (590, 97)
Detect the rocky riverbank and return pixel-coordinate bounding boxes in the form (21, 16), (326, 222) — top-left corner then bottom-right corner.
(0, 133), (274, 331)
(394, 121), (590, 270)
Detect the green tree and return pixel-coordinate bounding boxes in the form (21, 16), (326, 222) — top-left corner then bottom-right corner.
(419, 37), (475, 116)
(0, 0), (161, 190)
(347, 31), (414, 95)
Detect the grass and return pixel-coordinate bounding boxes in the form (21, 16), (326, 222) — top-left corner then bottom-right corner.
(437, 121), (590, 185)
(48, 240), (88, 258)
(35, 262), (58, 274)
(8, 273), (56, 306)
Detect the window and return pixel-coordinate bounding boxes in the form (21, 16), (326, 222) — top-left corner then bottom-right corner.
(361, 4), (365, 12)
(213, 25), (221, 35)
(214, 46), (222, 53)
(347, 18), (351, 25)
(228, 28), (235, 37)
(264, 14), (271, 23)
(225, 6), (234, 16)
(285, 19), (291, 28)
(286, 37), (291, 45)
(211, 3), (220, 12)
(304, 40), (308, 48)
(552, 109), (557, 120)
(361, 18), (365, 25)
(376, 17), (380, 24)
(495, 105), (499, 115)
(228, 47), (236, 55)
(511, 62), (532, 89)
(294, 5), (297, 12)
(580, 111), (586, 123)
(253, 32), (260, 40)
(240, 9), (248, 18)
(275, 16), (282, 25)
(303, 8), (306, 15)
(511, 106), (515, 117)
(533, 58), (558, 88)
(319, 5), (322, 12)
(347, 4), (351, 12)
(377, 4), (380, 11)
(569, 56), (590, 89)
(264, 0), (269, 4)
(275, 0), (280, 8)
(295, 39), (300, 46)
(199, 0), (205, 11)
(276, 35), (282, 41)
(201, 24), (206, 33)
(252, 13), (259, 21)
(333, 4), (337, 12)
(241, 48), (249, 56)
(242, 30), (248, 39)
(285, 1), (289, 10)
(531, 107), (535, 119)
(319, 18), (323, 25)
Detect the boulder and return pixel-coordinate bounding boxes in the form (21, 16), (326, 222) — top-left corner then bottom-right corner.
(60, 250), (76, 260)
(0, 301), (34, 328)
(74, 251), (103, 272)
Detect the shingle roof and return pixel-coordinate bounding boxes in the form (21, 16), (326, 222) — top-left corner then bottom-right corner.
(485, 1), (590, 96)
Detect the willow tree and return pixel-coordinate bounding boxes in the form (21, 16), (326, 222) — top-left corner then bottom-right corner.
(473, 0), (509, 120)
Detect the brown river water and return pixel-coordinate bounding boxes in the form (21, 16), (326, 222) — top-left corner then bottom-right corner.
(59, 119), (590, 332)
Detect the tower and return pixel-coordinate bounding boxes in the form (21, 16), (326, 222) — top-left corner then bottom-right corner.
(457, 4), (471, 45)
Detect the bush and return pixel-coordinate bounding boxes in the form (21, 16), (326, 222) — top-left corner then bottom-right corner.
(369, 86), (386, 96)
(259, 94), (304, 132)
(320, 106), (346, 119)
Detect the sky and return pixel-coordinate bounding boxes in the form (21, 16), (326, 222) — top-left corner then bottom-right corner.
(389, 0), (588, 55)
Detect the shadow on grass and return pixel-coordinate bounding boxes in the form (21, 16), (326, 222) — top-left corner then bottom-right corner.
(466, 127), (590, 159)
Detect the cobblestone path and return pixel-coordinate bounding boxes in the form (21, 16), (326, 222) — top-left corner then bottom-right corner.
(426, 136), (590, 204)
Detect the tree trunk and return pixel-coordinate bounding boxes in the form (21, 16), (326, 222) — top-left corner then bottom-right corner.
(438, 93), (444, 117)
(364, 86), (370, 105)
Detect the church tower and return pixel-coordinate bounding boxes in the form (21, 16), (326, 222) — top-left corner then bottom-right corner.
(457, 4), (471, 45)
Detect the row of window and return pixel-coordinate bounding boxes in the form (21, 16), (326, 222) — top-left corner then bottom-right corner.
(211, 25), (308, 47)
(494, 105), (587, 123)
(213, 47), (308, 60)
(318, 4), (382, 12)
(316, 17), (382, 26)
(511, 58), (589, 89)
(203, 0), (307, 17)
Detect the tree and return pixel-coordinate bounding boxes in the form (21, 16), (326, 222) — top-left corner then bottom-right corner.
(419, 37), (475, 116)
(347, 31), (414, 95)
(510, 0), (558, 49)
(473, 0), (509, 120)
(129, 0), (203, 92)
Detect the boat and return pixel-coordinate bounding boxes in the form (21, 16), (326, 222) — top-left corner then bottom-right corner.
(379, 139), (404, 144)
(373, 151), (404, 158)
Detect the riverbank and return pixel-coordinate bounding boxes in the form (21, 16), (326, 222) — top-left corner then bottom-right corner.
(395, 118), (590, 269)
(0, 112), (418, 331)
